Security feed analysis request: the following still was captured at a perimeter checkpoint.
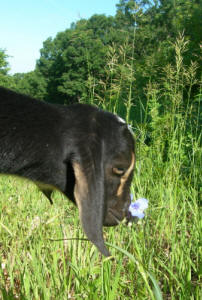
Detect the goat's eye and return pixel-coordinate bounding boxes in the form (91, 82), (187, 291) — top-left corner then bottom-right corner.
(112, 167), (125, 176)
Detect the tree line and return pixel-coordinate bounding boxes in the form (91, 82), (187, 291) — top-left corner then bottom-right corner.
(0, 0), (201, 118)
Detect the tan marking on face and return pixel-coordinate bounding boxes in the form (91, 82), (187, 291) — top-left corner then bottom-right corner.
(73, 162), (88, 214)
(117, 153), (135, 197)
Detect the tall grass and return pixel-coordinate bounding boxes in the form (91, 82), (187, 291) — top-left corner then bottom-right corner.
(0, 35), (201, 299)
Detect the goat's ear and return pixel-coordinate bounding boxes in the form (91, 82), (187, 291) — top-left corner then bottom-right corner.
(72, 161), (110, 257)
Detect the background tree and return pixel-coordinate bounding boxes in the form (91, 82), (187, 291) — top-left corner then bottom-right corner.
(12, 71), (47, 100)
(36, 15), (119, 104)
(0, 49), (15, 88)
(1, 0), (201, 111)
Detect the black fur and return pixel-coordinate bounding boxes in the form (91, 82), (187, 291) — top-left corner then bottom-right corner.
(0, 86), (135, 256)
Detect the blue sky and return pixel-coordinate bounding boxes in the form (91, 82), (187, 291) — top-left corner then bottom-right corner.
(0, 0), (118, 74)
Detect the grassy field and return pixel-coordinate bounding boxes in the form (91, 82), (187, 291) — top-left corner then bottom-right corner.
(0, 127), (201, 299)
(0, 37), (201, 299)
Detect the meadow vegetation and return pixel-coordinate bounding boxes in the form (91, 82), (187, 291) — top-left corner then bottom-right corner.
(0, 0), (201, 299)
(0, 34), (201, 299)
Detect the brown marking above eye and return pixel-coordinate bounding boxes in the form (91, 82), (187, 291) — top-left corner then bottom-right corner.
(116, 153), (135, 196)
(112, 167), (125, 176)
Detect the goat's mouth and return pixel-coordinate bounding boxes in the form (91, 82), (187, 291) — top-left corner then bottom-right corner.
(103, 209), (123, 226)
(109, 209), (121, 224)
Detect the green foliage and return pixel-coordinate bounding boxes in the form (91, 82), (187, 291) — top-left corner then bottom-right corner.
(2, 0), (201, 109)
(12, 71), (47, 100)
(0, 49), (9, 75)
(0, 3), (201, 298)
(0, 49), (15, 89)
(0, 32), (201, 299)
(36, 15), (118, 104)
